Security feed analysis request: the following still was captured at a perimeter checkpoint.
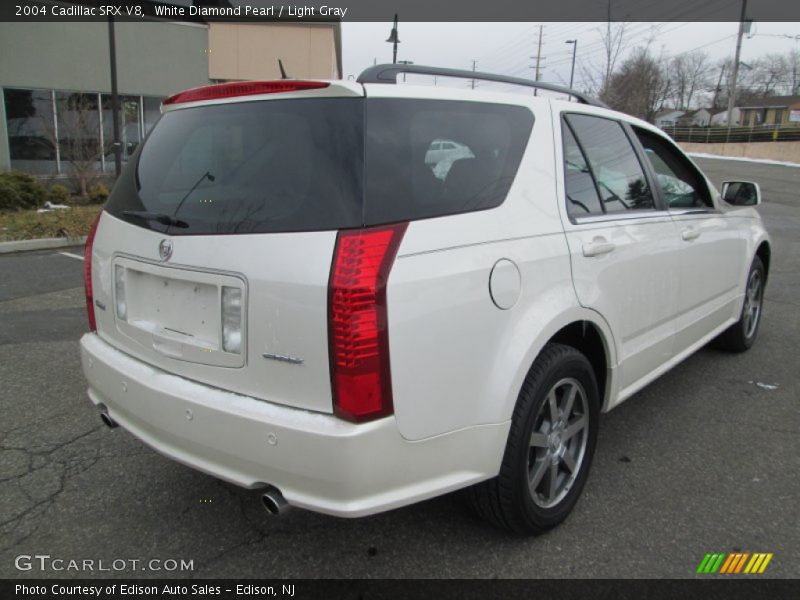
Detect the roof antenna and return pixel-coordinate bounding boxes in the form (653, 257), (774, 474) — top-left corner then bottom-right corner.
(278, 59), (288, 79)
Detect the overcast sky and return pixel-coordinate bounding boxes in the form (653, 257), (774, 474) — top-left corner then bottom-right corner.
(342, 21), (800, 91)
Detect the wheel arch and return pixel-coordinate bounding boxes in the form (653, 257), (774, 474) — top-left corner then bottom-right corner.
(548, 320), (613, 412)
(502, 307), (619, 422)
(755, 240), (771, 283)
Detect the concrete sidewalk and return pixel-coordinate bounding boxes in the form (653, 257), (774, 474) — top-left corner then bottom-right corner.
(0, 236), (87, 254)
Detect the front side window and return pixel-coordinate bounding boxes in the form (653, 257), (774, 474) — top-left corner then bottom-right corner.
(634, 127), (712, 209)
(564, 114), (655, 214)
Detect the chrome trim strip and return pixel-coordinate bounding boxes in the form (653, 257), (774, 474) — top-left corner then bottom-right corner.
(572, 210), (671, 225)
(262, 352), (304, 365)
(669, 208), (720, 216)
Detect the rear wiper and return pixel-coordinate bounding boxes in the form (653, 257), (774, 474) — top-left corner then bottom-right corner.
(123, 211), (189, 228)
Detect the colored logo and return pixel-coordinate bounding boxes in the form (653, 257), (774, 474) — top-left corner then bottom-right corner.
(697, 552), (773, 574)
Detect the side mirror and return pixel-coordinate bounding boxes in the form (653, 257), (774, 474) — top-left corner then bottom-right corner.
(721, 181), (761, 206)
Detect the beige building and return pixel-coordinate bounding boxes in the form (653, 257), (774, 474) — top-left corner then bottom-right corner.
(738, 95), (800, 128)
(209, 23), (341, 82)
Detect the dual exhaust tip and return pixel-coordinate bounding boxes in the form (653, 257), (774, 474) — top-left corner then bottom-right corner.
(261, 486), (289, 516)
(100, 410), (118, 429)
(100, 409), (289, 516)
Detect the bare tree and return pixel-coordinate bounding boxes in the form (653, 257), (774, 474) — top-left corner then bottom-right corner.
(790, 48), (800, 95)
(579, 22), (630, 96)
(45, 93), (105, 197)
(713, 56), (761, 111)
(601, 47), (670, 122)
(669, 50), (712, 110)
(750, 54), (792, 97)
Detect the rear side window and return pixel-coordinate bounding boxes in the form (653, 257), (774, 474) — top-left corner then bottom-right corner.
(564, 114), (655, 216)
(563, 125), (604, 216)
(105, 98), (533, 235)
(364, 99), (534, 224)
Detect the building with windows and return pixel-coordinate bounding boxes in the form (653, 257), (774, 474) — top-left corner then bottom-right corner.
(653, 109), (685, 129)
(737, 95), (800, 128)
(0, 16), (342, 176)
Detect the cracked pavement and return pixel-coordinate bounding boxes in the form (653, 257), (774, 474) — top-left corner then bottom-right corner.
(0, 157), (798, 579)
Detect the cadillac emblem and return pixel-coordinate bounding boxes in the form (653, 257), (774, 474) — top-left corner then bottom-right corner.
(159, 239), (173, 262)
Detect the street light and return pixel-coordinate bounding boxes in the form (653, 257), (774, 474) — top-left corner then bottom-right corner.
(386, 14), (400, 65)
(565, 39), (578, 89)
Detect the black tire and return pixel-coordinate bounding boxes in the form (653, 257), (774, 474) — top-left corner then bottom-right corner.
(714, 256), (765, 353)
(467, 343), (599, 534)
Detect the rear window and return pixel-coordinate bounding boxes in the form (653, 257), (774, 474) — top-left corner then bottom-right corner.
(106, 97), (533, 235)
(364, 99), (533, 224)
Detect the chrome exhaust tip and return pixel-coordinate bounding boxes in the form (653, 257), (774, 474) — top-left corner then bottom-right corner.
(100, 411), (118, 429)
(261, 486), (289, 516)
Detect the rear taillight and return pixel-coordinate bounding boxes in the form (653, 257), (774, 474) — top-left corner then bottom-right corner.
(328, 223), (408, 423)
(84, 211), (103, 332)
(162, 81), (330, 106)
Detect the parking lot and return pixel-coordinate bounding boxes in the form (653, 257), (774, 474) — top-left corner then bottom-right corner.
(0, 156), (798, 579)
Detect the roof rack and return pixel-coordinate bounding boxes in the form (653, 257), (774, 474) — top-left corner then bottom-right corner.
(357, 64), (608, 109)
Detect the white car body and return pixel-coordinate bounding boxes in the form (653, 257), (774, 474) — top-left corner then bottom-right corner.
(80, 77), (770, 519)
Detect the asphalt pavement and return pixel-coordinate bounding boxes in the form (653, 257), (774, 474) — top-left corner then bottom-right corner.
(0, 157), (798, 579)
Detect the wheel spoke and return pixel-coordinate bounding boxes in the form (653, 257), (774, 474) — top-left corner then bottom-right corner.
(547, 389), (559, 422)
(547, 462), (559, 500)
(563, 383), (578, 418)
(561, 451), (577, 473)
(564, 415), (587, 440)
(529, 456), (549, 492)
(530, 431), (548, 448)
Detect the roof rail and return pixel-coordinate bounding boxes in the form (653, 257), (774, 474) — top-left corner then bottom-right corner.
(357, 64), (608, 109)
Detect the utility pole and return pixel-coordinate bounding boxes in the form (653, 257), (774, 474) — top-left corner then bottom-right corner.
(712, 63), (726, 112)
(566, 39), (578, 89)
(727, 0), (748, 130)
(471, 60), (477, 89)
(107, 16), (121, 178)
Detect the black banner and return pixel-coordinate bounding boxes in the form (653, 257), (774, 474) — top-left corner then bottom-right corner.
(2, 0), (800, 22)
(3, 579), (800, 600)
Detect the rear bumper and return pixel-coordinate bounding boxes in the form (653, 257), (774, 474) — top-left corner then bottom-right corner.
(80, 333), (509, 517)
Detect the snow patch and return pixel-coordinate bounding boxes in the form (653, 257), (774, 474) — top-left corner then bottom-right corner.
(689, 152), (800, 168)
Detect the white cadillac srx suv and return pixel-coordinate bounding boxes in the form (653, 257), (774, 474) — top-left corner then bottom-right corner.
(80, 65), (771, 534)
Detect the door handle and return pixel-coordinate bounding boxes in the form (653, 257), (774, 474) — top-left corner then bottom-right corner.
(681, 227), (700, 241)
(582, 238), (616, 257)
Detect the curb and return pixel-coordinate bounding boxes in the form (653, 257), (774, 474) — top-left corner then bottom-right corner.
(0, 237), (87, 255)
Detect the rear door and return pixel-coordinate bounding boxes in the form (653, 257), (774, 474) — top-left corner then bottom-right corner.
(92, 86), (365, 414)
(558, 112), (681, 401)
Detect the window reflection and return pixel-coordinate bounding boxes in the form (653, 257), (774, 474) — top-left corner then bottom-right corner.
(565, 114), (654, 213)
(4, 88), (57, 174)
(2, 87), (163, 176)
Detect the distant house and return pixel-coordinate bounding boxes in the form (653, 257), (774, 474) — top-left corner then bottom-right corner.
(654, 109), (685, 128)
(676, 108), (711, 127)
(738, 95), (800, 128)
(710, 108), (741, 126)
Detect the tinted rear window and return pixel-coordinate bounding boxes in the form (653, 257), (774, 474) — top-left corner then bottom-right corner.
(364, 99), (534, 224)
(108, 98), (364, 235)
(106, 97), (533, 235)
